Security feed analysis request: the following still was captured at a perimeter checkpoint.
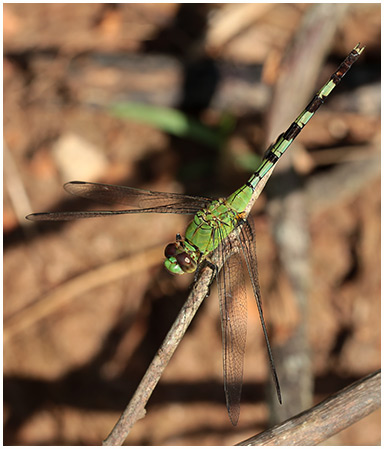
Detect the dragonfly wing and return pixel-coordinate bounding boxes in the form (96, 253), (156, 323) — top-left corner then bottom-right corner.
(217, 239), (247, 426)
(25, 209), (158, 221)
(64, 181), (212, 213)
(26, 181), (213, 221)
(238, 218), (282, 404)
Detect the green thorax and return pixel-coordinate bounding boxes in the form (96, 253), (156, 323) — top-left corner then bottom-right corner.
(185, 187), (251, 255)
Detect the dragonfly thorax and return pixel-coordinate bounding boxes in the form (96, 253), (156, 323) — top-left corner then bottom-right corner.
(184, 199), (242, 255)
(164, 236), (200, 275)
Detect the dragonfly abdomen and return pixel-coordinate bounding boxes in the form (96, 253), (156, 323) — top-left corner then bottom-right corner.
(234, 43), (365, 195)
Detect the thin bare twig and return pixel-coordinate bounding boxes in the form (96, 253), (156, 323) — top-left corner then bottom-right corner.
(103, 172), (273, 446)
(103, 263), (213, 445)
(237, 369), (381, 446)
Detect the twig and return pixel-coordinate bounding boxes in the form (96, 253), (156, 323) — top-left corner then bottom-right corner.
(103, 173), (273, 446)
(237, 369), (381, 446)
(103, 263), (212, 445)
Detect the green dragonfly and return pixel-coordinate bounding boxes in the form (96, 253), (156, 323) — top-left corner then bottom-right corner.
(27, 44), (364, 425)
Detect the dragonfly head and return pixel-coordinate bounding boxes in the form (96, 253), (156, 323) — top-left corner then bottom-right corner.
(164, 238), (198, 275)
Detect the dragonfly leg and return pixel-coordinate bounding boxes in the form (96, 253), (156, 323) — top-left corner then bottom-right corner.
(206, 260), (218, 284)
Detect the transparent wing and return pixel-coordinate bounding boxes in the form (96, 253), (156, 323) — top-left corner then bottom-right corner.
(63, 181), (213, 209)
(26, 181), (213, 221)
(217, 237), (248, 426)
(238, 218), (282, 404)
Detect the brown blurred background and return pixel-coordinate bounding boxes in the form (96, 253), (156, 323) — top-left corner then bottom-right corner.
(4, 4), (380, 445)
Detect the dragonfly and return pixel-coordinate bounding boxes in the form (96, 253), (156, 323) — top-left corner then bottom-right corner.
(27, 44), (364, 426)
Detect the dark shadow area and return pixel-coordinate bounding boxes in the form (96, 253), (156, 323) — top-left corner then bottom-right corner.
(4, 276), (369, 445)
(143, 4), (222, 196)
(340, 225), (361, 284)
(314, 372), (364, 397)
(143, 4), (211, 58)
(329, 325), (354, 358)
(4, 352), (367, 445)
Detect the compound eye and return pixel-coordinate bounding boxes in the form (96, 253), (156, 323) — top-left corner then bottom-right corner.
(176, 252), (194, 271)
(164, 243), (177, 258)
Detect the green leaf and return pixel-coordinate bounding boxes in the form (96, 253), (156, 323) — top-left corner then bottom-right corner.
(109, 102), (229, 149)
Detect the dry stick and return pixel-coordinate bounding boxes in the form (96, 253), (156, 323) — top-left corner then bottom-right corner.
(103, 172), (273, 446)
(103, 264), (212, 446)
(237, 369), (381, 446)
